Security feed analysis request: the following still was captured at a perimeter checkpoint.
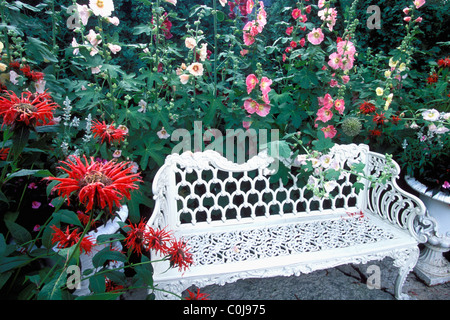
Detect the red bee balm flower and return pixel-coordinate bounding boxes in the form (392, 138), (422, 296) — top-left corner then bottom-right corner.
(0, 91), (58, 130)
(47, 156), (141, 213)
(92, 120), (128, 144)
(167, 239), (194, 272)
(50, 225), (95, 254)
(185, 288), (210, 300)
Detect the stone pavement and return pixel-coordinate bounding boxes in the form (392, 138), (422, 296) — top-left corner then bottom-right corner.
(123, 255), (450, 300)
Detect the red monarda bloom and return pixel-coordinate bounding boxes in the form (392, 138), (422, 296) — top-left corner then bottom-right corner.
(50, 225), (95, 254)
(167, 239), (194, 272)
(0, 148), (9, 161)
(146, 227), (173, 255)
(47, 156), (141, 213)
(124, 219), (149, 256)
(437, 57), (450, 68)
(372, 112), (387, 126)
(359, 101), (376, 114)
(185, 288), (210, 300)
(92, 120), (128, 144)
(0, 91), (58, 129)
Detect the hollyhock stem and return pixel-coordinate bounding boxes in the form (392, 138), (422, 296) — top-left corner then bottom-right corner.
(0, 1), (11, 63)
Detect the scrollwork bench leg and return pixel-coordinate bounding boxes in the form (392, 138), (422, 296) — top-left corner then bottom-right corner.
(393, 247), (420, 300)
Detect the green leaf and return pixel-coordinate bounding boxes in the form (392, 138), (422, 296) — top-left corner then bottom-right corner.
(0, 255), (31, 273)
(53, 209), (83, 227)
(134, 255), (153, 287)
(37, 274), (67, 300)
(89, 273), (106, 293)
(354, 182), (366, 194)
(312, 131), (334, 152)
(25, 37), (58, 63)
(6, 169), (53, 180)
(5, 220), (32, 245)
(76, 292), (121, 300)
(92, 247), (127, 268)
(0, 272), (12, 290)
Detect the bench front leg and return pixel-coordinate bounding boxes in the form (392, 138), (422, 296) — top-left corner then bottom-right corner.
(393, 246), (420, 300)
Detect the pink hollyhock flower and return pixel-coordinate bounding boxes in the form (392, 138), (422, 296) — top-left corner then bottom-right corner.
(305, 5), (311, 13)
(240, 49), (249, 56)
(257, 8), (267, 29)
(290, 41), (298, 48)
(413, 0), (425, 9)
(286, 26), (294, 35)
(316, 106), (333, 123)
(318, 93), (334, 109)
(32, 201), (41, 209)
(334, 99), (345, 114)
(299, 38), (306, 47)
(292, 8), (301, 19)
(404, 16), (411, 22)
(247, 0), (255, 14)
(243, 116), (252, 129)
(337, 40), (356, 56)
(243, 22), (257, 46)
(246, 74), (259, 94)
(415, 17), (423, 23)
(255, 103), (271, 117)
(340, 56), (355, 71)
(307, 28), (324, 45)
(244, 99), (259, 114)
(329, 79), (339, 87)
(260, 77), (272, 94)
(341, 75), (350, 84)
(318, 0), (325, 9)
(403, 7), (411, 14)
(321, 125), (337, 139)
(328, 52), (342, 70)
(262, 92), (270, 105)
(298, 14), (308, 23)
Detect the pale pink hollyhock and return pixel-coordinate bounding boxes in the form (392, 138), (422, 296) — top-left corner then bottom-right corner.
(179, 74), (190, 84)
(307, 28), (324, 45)
(164, 0), (177, 5)
(404, 16), (411, 22)
(415, 17), (423, 23)
(199, 43), (208, 61)
(246, 74), (259, 94)
(113, 150), (122, 158)
(187, 62), (204, 76)
(86, 29), (101, 47)
(328, 52), (342, 70)
(341, 75), (350, 84)
(257, 8), (267, 30)
(240, 49), (249, 56)
(260, 77), (272, 94)
(77, 4), (91, 26)
(35, 79), (46, 94)
(108, 43), (121, 54)
(255, 103), (271, 117)
(321, 125), (337, 139)
(340, 56), (354, 71)
(316, 106), (333, 123)
(403, 7), (411, 14)
(91, 66), (102, 74)
(71, 37), (80, 55)
(337, 40), (356, 56)
(244, 99), (259, 114)
(32, 201), (41, 209)
(219, 0), (227, 6)
(334, 99), (345, 114)
(413, 0), (425, 9)
(107, 16), (120, 26)
(157, 127), (170, 139)
(185, 37), (197, 50)
(329, 79), (338, 87)
(318, 0), (326, 9)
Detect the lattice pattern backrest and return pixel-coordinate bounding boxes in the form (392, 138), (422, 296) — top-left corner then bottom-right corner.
(157, 144), (371, 229)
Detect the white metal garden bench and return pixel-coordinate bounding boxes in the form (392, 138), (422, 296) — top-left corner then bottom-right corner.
(146, 143), (427, 300)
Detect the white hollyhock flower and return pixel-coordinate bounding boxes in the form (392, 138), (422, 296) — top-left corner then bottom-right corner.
(422, 109), (440, 121)
(89, 0), (114, 17)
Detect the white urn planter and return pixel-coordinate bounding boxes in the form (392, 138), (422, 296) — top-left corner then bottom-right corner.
(73, 205), (129, 296)
(405, 176), (450, 286)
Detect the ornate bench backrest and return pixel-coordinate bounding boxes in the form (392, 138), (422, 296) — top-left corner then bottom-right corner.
(151, 144), (378, 233)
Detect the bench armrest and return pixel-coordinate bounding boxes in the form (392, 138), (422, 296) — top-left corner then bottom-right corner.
(365, 151), (427, 243)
